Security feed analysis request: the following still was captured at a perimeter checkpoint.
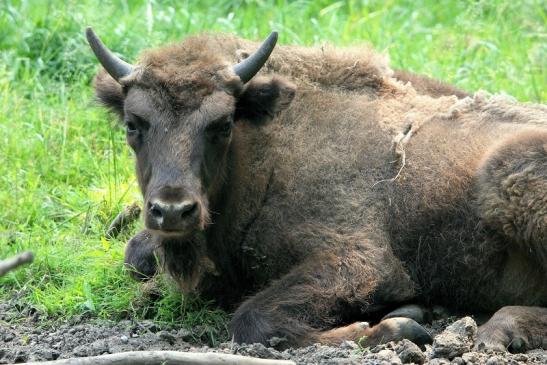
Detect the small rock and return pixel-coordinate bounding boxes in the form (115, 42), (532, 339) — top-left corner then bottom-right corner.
(485, 355), (506, 365)
(451, 356), (465, 365)
(429, 359), (451, 365)
(177, 328), (193, 341)
(432, 317), (477, 360)
(395, 339), (425, 364)
(120, 335), (128, 344)
(2, 332), (14, 342)
(268, 336), (288, 348)
(157, 330), (176, 345)
(462, 352), (479, 363)
(512, 353), (527, 362)
(375, 349), (402, 365)
(340, 340), (359, 350)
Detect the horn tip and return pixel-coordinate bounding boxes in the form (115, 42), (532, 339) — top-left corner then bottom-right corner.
(85, 27), (97, 45)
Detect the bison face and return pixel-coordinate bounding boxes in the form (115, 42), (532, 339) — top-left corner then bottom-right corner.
(87, 29), (295, 239)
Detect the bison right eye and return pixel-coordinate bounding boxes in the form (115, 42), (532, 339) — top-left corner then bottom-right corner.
(126, 122), (138, 135)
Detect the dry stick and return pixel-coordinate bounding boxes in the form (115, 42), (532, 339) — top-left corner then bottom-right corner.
(0, 251), (34, 276)
(371, 129), (412, 187)
(105, 202), (142, 239)
(23, 351), (296, 365)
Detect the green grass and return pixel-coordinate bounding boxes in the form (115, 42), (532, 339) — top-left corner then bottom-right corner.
(1, 0), (545, 333)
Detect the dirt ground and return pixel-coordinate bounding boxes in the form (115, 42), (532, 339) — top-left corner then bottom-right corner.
(1, 302), (546, 365)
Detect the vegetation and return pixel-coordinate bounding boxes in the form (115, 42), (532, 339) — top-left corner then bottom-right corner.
(1, 0), (544, 338)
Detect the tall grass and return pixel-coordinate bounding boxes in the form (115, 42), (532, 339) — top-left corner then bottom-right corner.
(0, 0), (545, 330)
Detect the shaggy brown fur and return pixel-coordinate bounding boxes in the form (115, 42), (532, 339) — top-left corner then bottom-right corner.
(91, 33), (547, 351)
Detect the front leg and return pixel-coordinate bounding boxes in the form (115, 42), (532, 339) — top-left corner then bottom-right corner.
(476, 306), (547, 352)
(230, 246), (417, 347)
(124, 230), (158, 281)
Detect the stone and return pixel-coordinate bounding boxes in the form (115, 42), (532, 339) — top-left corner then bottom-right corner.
(374, 349), (402, 365)
(429, 359), (451, 365)
(157, 330), (176, 345)
(340, 340), (359, 350)
(432, 317), (477, 360)
(395, 339), (425, 364)
(485, 355), (506, 365)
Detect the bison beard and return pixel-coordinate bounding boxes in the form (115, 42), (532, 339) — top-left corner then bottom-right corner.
(87, 29), (547, 352)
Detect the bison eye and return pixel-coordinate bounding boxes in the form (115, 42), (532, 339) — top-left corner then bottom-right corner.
(126, 121), (138, 135)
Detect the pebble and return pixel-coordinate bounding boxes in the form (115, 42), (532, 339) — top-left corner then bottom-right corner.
(485, 355), (507, 365)
(340, 340), (359, 350)
(395, 339), (425, 364)
(157, 330), (176, 345)
(120, 335), (128, 344)
(429, 358), (451, 365)
(374, 349), (402, 365)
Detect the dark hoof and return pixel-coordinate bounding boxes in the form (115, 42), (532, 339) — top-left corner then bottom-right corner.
(124, 230), (158, 281)
(383, 304), (429, 324)
(364, 317), (433, 349)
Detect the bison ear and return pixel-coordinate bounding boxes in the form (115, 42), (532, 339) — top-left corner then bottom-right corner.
(94, 69), (125, 118)
(235, 76), (295, 125)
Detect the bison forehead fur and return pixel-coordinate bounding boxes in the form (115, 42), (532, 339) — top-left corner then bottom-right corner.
(91, 32), (547, 349)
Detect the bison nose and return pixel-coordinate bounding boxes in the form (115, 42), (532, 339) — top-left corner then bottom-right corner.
(146, 199), (199, 232)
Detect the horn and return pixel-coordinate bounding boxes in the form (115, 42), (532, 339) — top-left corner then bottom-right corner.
(85, 27), (133, 81)
(233, 31), (278, 83)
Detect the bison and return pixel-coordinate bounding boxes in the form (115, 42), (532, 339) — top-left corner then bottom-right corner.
(86, 28), (547, 352)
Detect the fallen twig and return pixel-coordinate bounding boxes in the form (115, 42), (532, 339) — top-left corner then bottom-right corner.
(0, 251), (34, 276)
(371, 128), (412, 187)
(23, 351), (296, 365)
(106, 202), (142, 239)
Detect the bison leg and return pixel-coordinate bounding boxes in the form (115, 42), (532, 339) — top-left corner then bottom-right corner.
(230, 248), (417, 348)
(319, 317), (432, 348)
(381, 304), (451, 324)
(476, 306), (547, 352)
(477, 131), (547, 270)
(124, 230), (158, 281)
(382, 304), (430, 324)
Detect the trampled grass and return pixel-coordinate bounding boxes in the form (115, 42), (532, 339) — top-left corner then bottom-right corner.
(1, 0), (545, 333)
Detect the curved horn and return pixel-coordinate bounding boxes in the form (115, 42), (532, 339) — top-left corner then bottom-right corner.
(233, 31), (278, 83)
(85, 27), (133, 81)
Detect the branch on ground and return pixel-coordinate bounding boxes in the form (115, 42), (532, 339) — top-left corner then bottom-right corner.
(23, 351), (296, 365)
(0, 251), (34, 277)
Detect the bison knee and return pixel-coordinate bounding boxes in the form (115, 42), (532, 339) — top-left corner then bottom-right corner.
(230, 301), (315, 348)
(124, 230), (158, 281)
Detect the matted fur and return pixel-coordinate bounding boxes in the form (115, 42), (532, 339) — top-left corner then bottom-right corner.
(92, 33), (547, 349)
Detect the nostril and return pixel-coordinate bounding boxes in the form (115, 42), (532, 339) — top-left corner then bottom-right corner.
(149, 204), (163, 219)
(180, 202), (198, 218)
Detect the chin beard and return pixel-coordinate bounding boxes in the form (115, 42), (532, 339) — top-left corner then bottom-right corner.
(157, 232), (217, 294)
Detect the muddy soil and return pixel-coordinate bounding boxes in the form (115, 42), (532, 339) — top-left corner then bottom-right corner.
(1, 302), (545, 364)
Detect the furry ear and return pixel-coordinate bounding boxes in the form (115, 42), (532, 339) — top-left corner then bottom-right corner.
(235, 76), (296, 125)
(94, 69), (125, 118)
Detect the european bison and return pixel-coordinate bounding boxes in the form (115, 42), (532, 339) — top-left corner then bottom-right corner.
(86, 28), (547, 352)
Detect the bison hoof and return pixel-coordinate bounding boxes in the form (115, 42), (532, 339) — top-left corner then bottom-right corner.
(363, 317), (433, 349)
(124, 230), (158, 281)
(383, 304), (429, 324)
(475, 306), (547, 353)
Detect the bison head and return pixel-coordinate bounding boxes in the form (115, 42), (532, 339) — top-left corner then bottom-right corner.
(87, 28), (295, 240)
